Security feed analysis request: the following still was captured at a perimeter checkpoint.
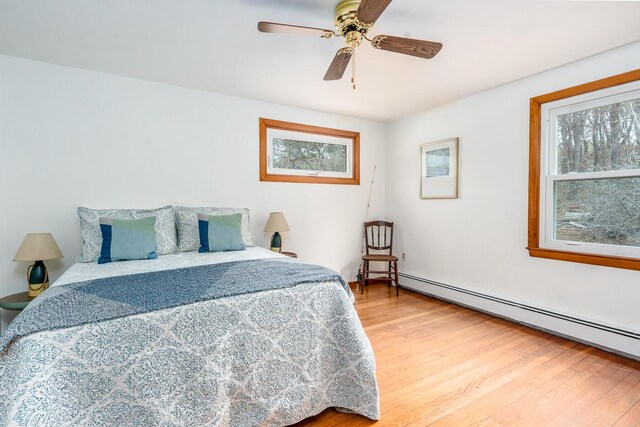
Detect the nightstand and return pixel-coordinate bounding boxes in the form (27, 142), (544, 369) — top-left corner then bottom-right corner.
(0, 291), (31, 311)
(281, 251), (297, 258)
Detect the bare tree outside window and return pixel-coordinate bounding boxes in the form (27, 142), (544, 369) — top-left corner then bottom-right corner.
(272, 138), (347, 173)
(555, 99), (640, 246)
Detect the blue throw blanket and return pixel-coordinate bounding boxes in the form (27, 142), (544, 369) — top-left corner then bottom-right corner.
(0, 258), (348, 352)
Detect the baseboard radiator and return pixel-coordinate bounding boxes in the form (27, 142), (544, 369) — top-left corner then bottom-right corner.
(399, 272), (640, 360)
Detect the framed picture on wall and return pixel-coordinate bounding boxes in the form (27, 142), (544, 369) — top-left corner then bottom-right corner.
(420, 137), (459, 199)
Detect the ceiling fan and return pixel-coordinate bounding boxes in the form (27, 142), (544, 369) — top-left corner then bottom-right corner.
(257, 0), (443, 89)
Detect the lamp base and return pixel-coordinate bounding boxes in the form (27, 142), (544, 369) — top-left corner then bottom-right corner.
(27, 261), (49, 299)
(270, 232), (282, 253)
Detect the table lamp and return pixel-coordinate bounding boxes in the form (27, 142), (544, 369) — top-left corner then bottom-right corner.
(264, 212), (290, 253)
(13, 233), (63, 299)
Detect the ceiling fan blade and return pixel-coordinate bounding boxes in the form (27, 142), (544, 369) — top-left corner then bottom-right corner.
(371, 35), (443, 59)
(257, 21), (335, 38)
(323, 48), (354, 81)
(356, 0), (392, 25)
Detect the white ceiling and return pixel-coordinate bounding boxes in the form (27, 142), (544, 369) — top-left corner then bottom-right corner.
(1, 0), (639, 121)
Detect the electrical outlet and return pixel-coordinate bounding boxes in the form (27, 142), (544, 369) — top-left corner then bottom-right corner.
(402, 252), (406, 261)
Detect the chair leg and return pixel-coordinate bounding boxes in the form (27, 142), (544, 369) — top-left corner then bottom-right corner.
(388, 261), (392, 287)
(394, 260), (399, 296)
(361, 261), (367, 294)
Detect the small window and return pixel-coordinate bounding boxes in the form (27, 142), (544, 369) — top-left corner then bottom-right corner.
(528, 70), (640, 270)
(259, 118), (360, 185)
(270, 134), (350, 177)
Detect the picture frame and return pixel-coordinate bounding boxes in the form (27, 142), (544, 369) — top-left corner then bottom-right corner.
(420, 137), (459, 199)
(259, 118), (360, 185)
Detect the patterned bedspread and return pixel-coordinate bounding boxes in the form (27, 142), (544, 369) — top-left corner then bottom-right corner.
(0, 249), (380, 426)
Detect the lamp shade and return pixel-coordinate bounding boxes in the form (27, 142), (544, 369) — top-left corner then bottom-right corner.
(13, 233), (64, 262)
(264, 212), (290, 233)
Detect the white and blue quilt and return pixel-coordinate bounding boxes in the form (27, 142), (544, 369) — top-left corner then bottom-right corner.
(0, 248), (380, 426)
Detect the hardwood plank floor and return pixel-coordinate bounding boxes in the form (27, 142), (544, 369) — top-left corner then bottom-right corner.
(294, 284), (640, 426)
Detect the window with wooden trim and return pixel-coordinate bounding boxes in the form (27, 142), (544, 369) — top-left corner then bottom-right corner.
(528, 70), (640, 270)
(259, 118), (360, 185)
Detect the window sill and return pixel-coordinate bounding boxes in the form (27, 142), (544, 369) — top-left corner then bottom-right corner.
(259, 173), (359, 185)
(527, 247), (640, 271)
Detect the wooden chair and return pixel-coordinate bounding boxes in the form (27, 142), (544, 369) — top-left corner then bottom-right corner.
(360, 221), (399, 295)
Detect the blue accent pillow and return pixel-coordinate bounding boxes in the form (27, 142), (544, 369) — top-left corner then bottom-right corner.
(198, 213), (246, 253)
(98, 217), (159, 264)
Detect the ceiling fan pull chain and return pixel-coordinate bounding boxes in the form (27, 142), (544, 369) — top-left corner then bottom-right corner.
(352, 48), (356, 90)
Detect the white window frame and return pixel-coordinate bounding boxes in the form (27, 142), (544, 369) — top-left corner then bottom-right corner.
(539, 80), (640, 259)
(265, 128), (353, 179)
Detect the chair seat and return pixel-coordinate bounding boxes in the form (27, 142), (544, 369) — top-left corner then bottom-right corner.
(362, 254), (398, 262)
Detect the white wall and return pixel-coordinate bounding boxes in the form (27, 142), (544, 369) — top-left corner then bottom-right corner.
(2, 41), (638, 354)
(386, 41), (640, 355)
(0, 55), (386, 328)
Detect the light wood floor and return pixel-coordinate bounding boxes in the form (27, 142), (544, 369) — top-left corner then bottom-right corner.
(295, 283), (640, 426)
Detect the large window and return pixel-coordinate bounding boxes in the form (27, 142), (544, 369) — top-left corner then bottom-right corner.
(528, 70), (640, 270)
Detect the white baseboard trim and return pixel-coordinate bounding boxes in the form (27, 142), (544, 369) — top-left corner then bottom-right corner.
(399, 272), (640, 361)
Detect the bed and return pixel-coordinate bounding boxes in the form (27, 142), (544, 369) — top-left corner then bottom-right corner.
(0, 247), (380, 426)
